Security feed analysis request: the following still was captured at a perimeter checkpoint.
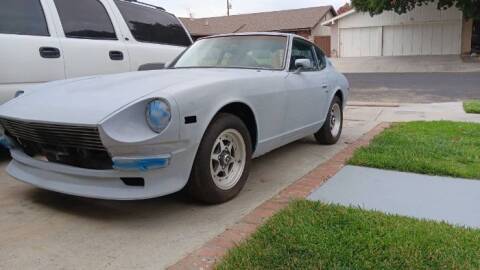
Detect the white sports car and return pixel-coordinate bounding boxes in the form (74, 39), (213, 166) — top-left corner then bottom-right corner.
(0, 33), (349, 203)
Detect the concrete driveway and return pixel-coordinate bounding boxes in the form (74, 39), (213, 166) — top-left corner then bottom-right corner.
(0, 114), (377, 270)
(0, 102), (477, 270)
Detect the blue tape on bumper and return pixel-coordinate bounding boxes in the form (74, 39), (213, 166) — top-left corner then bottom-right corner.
(113, 156), (170, 171)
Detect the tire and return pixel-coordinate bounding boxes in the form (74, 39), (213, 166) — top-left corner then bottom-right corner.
(315, 96), (343, 145)
(187, 113), (252, 204)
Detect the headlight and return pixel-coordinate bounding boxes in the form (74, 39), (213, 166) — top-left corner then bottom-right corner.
(146, 99), (171, 133)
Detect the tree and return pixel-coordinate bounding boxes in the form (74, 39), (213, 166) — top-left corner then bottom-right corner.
(351, 0), (480, 19)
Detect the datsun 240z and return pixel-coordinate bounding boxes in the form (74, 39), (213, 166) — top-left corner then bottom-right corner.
(0, 33), (349, 204)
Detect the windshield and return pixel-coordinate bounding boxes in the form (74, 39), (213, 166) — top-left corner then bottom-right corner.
(174, 35), (287, 70)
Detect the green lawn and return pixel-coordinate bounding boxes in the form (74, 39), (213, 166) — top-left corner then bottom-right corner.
(464, 100), (480, 114)
(218, 201), (480, 270)
(348, 121), (480, 180)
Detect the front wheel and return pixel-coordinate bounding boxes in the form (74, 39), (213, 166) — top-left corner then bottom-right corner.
(315, 96), (343, 145)
(186, 113), (252, 204)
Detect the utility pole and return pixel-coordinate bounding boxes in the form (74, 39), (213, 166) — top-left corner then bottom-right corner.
(227, 0), (232, 16)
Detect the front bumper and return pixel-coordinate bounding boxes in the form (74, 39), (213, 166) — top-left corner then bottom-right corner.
(7, 147), (197, 200)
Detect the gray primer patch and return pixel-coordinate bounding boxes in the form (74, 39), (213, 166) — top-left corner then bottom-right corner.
(309, 165), (480, 228)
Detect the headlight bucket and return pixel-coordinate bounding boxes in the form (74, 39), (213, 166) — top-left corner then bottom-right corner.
(146, 99), (171, 133)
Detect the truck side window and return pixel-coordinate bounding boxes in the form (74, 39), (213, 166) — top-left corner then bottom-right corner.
(115, 0), (192, 47)
(0, 0), (49, 36)
(54, 0), (117, 40)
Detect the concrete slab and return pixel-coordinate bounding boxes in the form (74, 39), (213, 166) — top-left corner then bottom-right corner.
(309, 166), (480, 228)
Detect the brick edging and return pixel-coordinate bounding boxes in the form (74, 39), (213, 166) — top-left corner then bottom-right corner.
(169, 122), (391, 270)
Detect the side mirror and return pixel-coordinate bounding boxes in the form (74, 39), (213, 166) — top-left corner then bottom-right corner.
(294, 59), (313, 73)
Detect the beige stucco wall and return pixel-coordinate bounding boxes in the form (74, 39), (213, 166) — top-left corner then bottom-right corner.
(462, 19), (473, 54)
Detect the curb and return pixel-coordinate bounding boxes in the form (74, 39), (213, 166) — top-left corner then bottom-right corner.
(168, 122), (391, 270)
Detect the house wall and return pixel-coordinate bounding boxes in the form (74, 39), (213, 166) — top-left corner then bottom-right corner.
(332, 3), (465, 57)
(312, 12), (334, 36)
(330, 23), (339, 57)
(338, 4), (462, 29)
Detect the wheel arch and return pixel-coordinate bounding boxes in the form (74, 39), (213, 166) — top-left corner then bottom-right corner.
(334, 89), (344, 106)
(214, 102), (258, 152)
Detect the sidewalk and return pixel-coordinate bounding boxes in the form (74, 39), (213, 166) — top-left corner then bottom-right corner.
(346, 102), (480, 124)
(309, 166), (480, 228)
(331, 55), (480, 73)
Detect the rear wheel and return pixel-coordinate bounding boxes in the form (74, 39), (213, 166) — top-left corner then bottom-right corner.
(187, 113), (252, 204)
(315, 96), (343, 145)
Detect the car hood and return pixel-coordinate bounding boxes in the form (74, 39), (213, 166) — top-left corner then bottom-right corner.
(0, 69), (257, 125)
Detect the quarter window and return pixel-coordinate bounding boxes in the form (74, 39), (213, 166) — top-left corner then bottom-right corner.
(290, 39), (318, 71)
(115, 0), (192, 47)
(54, 0), (117, 40)
(0, 0), (49, 36)
(315, 46), (327, 70)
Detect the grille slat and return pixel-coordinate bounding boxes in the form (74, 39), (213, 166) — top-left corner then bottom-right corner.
(3, 125), (101, 139)
(2, 120), (101, 133)
(1, 118), (106, 151)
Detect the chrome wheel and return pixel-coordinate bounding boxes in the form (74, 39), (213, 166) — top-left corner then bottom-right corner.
(210, 129), (246, 190)
(330, 103), (342, 137)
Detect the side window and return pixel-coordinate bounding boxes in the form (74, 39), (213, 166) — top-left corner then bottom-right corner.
(54, 0), (117, 40)
(115, 0), (192, 47)
(0, 0), (49, 36)
(290, 39), (318, 71)
(315, 46), (327, 70)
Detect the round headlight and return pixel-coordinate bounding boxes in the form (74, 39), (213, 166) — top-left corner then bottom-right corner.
(146, 99), (171, 133)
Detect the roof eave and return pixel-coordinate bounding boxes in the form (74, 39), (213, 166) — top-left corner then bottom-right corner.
(321, 9), (356, 26)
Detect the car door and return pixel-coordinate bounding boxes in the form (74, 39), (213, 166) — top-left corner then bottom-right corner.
(0, 0), (65, 103)
(284, 38), (331, 135)
(111, 0), (192, 71)
(51, 0), (130, 78)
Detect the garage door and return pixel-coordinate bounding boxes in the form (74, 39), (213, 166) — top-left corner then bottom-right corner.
(383, 23), (462, 56)
(340, 27), (382, 57)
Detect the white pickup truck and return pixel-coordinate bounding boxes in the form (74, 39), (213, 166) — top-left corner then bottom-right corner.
(0, 0), (193, 103)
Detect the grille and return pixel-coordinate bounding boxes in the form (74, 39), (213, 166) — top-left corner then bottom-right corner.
(1, 118), (106, 151)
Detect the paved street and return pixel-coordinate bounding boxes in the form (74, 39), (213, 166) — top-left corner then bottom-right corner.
(347, 72), (480, 103)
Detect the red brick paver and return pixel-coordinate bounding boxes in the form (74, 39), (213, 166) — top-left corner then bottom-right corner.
(168, 122), (391, 270)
